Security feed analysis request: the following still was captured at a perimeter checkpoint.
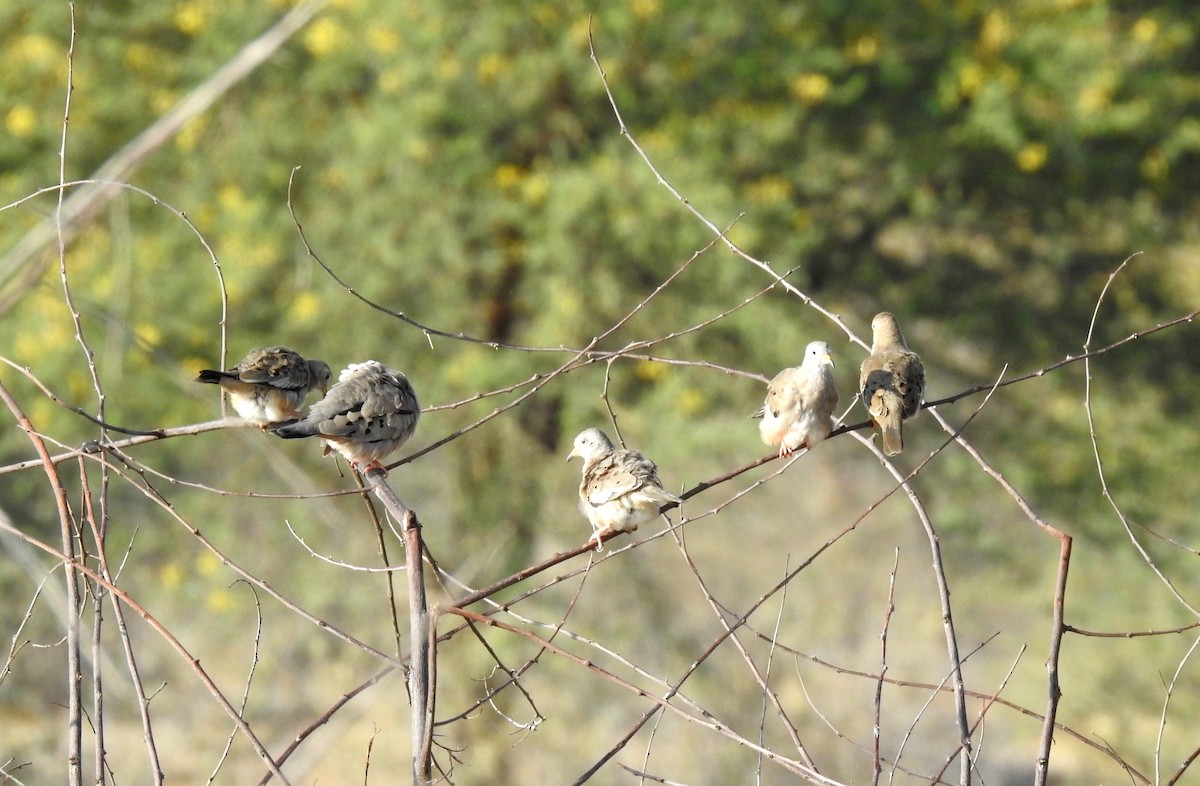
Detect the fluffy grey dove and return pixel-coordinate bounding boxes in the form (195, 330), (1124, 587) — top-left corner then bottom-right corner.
(196, 346), (331, 427)
(755, 340), (839, 457)
(567, 428), (681, 549)
(273, 360), (419, 472)
(859, 312), (925, 456)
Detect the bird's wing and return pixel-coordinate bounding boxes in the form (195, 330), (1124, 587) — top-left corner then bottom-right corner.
(235, 347), (311, 391)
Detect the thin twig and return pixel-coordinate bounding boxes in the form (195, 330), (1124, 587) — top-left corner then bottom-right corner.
(444, 608), (834, 784)
(78, 458), (163, 784)
(852, 368), (1013, 786)
(615, 763), (694, 786)
(52, 10), (85, 783)
(0, 507), (292, 783)
(83, 447), (406, 667)
(1155, 632), (1200, 785)
(1082, 256), (1197, 615)
(0, 1), (329, 312)
(854, 427), (973, 785)
(206, 582), (263, 786)
(1064, 622), (1200, 638)
(928, 409), (1072, 786)
(0, 559), (53, 691)
(929, 643), (1028, 784)
(767, 630), (1150, 784)
(288, 172), (748, 364)
(665, 518), (816, 769)
(0, 383), (85, 786)
(254, 668), (397, 786)
(873, 550), (899, 786)
(756, 559), (791, 786)
(586, 20), (866, 350)
(0, 759), (34, 786)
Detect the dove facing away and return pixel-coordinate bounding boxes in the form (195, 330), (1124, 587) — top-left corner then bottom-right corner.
(567, 428), (681, 550)
(859, 312), (925, 456)
(755, 340), (839, 457)
(273, 361), (419, 473)
(196, 346), (331, 427)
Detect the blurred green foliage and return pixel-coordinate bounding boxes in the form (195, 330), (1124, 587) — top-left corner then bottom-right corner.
(1, 0), (1198, 782)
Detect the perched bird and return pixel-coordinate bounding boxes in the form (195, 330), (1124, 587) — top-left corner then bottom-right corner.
(859, 312), (925, 456)
(567, 428), (681, 550)
(754, 340), (839, 457)
(195, 346), (331, 428)
(273, 361), (419, 473)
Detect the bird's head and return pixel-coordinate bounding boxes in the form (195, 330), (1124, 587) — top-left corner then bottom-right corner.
(567, 428), (614, 463)
(870, 312), (906, 349)
(803, 340), (835, 369)
(309, 360), (333, 394)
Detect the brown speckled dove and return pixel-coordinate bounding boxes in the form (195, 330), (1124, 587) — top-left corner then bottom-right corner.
(273, 361), (419, 473)
(859, 312), (925, 456)
(567, 428), (681, 550)
(755, 340), (839, 457)
(196, 346), (331, 427)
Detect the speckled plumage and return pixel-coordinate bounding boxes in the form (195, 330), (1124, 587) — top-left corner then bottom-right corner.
(273, 361), (419, 472)
(196, 346), (331, 427)
(567, 428), (681, 549)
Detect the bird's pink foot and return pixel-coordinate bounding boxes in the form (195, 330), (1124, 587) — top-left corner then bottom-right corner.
(358, 460), (389, 475)
(589, 529), (610, 552)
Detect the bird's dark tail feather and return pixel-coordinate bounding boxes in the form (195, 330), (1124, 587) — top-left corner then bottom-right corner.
(195, 369), (231, 384)
(272, 422), (315, 439)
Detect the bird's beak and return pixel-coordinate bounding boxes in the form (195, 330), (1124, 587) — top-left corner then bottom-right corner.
(566, 448), (578, 463)
(822, 353), (835, 368)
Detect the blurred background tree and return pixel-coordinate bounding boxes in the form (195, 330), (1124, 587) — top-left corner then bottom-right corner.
(1, 0), (1197, 783)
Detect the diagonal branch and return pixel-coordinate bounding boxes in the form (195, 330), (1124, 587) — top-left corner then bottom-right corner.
(0, 481), (292, 783)
(586, 20), (867, 351)
(443, 607), (838, 784)
(0, 0), (330, 313)
(1082, 258), (1198, 615)
(928, 409), (1072, 786)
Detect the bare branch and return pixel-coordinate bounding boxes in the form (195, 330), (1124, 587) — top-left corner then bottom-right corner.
(586, 19), (867, 351)
(0, 1), (329, 312)
(363, 469), (432, 784)
(1156, 633), (1200, 785)
(873, 550), (899, 786)
(1082, 257), (1198, 615)
(0, 497), (292, 783)
(926, 411), (1072, 786)
(0, 381), (85, 786)
(444, 607), (837, 784)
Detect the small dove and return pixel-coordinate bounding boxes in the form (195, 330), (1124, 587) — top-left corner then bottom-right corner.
(567, 428), (681, 550)
(273, 360), (419, 473)
(195, 346), (331, 428)
(859, 312), (925, 456)
(754, 340), (839, 457)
